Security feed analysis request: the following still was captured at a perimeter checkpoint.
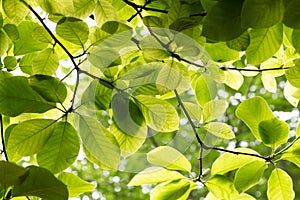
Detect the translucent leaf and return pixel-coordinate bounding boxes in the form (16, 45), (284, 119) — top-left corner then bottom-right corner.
(135, 95), (179, 132)
(72, 0), (96, 19)
(202, 0), (245, 41)
(87, 48), (120, 72)
(205, 192), (256, 200)
(2, 0), (28, 24)
(3, 56), (17, 71)
(14, 21), (48, 55)
(258, 117), (289, 149)
(79, 115), (120, 170)
(0, 76), (56, 117)
(262, 73), (277, 93)
(156, 63), (182, 94)
(239, 66), (259, 77)
(0, 161), (28, 189)
(267, 168), (295, 200)
(81, 80), (113, 110)
(182, 102), (202, 122)
(150, 179), (196, 200)
(12, 166), (68, 200)
(110, 122), (146, 156)
(32, 26), (54, 44)
(32, 48), (59, 75)
(285, 59), (300, 88)
(3, 23), (19, 41)
(194, 74), (217, 107)
(206, 175), (238, 200)
(205, 42), (239, 62)
(241, 0), (284, 28)
(211, 148), (261, 175)
(0, 29), (9, 56)
(28, 75), (67, 103)
(204, 122), (235, 139)
(112, 92), (146, 136)
(127, 167), (185, 186)
(35, 0), (74, 16)
(234, 160), (267, 193)
(283, 0), (300, 29)
(37, 122), (80, 174)
(147, 146), (191, 172)
(224, 70), (244, 90)
(6, 119), (56, 160)
(226, 31), (250, 51)
(58, 172), (95, 197)
(281, 139), (300, 167)
(56, 17), (89, 47)
(95, 0), (118, 26)
(236, 96), (274, 140)
(246, 23), (283, 65)
(284, 81), (299, 107)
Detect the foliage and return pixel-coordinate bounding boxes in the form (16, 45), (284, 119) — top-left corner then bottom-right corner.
(0, 0), (300, 200)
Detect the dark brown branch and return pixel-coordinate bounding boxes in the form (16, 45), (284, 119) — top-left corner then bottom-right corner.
(0, 114), (8, 161)
(222, 65), (293, 72)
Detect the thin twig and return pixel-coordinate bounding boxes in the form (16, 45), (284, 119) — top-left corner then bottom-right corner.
(223, 65), (294, 72)
(0, 114), (8, 161)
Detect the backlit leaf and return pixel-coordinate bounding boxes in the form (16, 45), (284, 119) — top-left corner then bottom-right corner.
(0, 30), (9, 56)
(147, 146), (191, 172)
(135, 95), (179, 132)
(194, 74), (217, 107)
(6, 119), (56, 161)
(203, 100), (227, 122)
(236, 96), (274, 140)
(2, 0), (28, 24)
(206, 175), (238, 200)
(204, 122), (235, 139)
(267, 168), (295, 200)
(58, 172), (95, 197)
(0, 161), (28, 189)
(128, 167), (185, 186)
(258, 117), (289, 148)
(281, 139), (300, 167)
(95, 0), (118, 26)
(37, 122), (80, 174)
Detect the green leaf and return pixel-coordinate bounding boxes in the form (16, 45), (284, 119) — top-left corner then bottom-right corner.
(58, 172), (95, 197)
(127, 167), (185, 186)
(246, 23), (283, 65)
(284, 81), (299, 107)
(3, 56), (18, 71)
(0, 161), (28, 189)
(234, 160), (267, 193)
(147, 146), (191, 172)
(14, 21), (48, 55)
(112, 92), (146, 136)
(2, 0), (28, 24)
(202, 0), (245, 41)
(35, 0), (74, 16)
(206, 192), (256, 200)
(95, 0), (118, 26)
(211, 148), (262, 175)
(267, 168), (295, 200)
(12, 166), (68, 200)
(205, 42), (240, 62)
(110, 121), (146, 156)
(226, 31), (250, 51)
(194, 74), (217, 107)
(224, 70), (244, 90)
(72, 0), (96, 19)
(156, 63), (182, 94)
(206, 175), (238, 199)
(56, 17), (89, 47)
(204, 122), (235, 139)
(32, 48), (59, 75)
(150, 179), (196, 200)
(32, 26), (54, 44)
(281, 139), (300, 167)
(0, 29), (9, 56)
(241, 0), (284, 28)
(236, 96), (274, 140)
(258, 117), (289, 148)
(3, 23), (19, 41)
(285, 59), (300, 88)
(182, 102), (202, 122)
(37, 122), (79, 174)
(143, 16), (165, 28)
(81, 80), (113, 110)
(283, 0), (300, 29)
(135, 95), (179, 132)
(87, 48), (120, 72)
(7, 119), (56, 161)
(203, 100), (227, 122)
(79, 115), (120, 170)
(0, 76), (56, 117)
(28, 75), (67, 103)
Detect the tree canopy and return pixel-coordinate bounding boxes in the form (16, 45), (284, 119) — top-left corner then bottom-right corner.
(1, 0), (300, 199)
